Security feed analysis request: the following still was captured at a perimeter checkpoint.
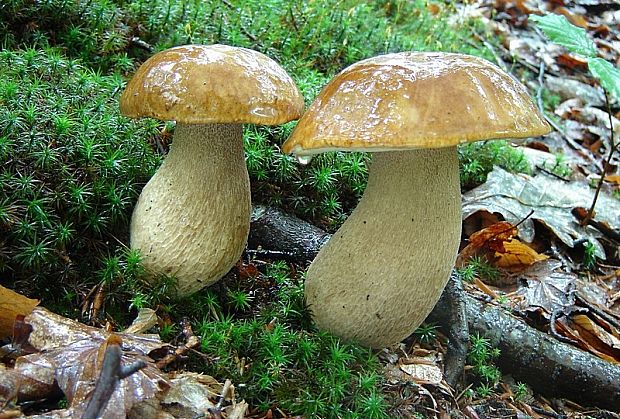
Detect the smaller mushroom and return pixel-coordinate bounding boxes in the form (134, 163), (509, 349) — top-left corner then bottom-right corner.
(282, 52), (550, 348)
(121, 44), (304, 297)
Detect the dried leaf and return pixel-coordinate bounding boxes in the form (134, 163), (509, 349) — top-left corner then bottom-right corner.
(25, 308), (166, 355)
(573, 314), (620, 350)
(516, 259), (576, 315)
(124, 308), (158, 335)
(0, 362), (59, 402)
(162, 372), (218, 416)
(458, 221), (517, 264)
(0, 285), (38, 339)
(554, 318), (618, 363)
(542, 75), (605, 106)
(469, 221), (517, 252)
(399, 358), (443, 385)
(2, 308), (172, 416)
(552, 7), (589, 29)
(495, 239), (548, 270)
(41, 338), (170, 418)
(463, 167), (620, 258)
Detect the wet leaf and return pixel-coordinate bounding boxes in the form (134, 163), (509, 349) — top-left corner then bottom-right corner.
(459, 221), (546, 271)
(515, 259), (576, 315)
(573, 314), (620, 350)
(462, 167), (620, 258)
(468, 221), (517, 252)
(124, 308), (158, 335)
(2, 308), (172, 416)
(399, 356), (443, 385)
(45, 337), (169, 417)
(25, 308), (166, 355)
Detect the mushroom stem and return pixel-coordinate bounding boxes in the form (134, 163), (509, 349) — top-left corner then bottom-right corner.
(304, 148), (462, 348)
(130, 123), (251, 296)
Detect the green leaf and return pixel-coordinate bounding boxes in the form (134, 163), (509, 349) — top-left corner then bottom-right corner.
(530, 14), (597, 58)
(588, 58), (620, 100)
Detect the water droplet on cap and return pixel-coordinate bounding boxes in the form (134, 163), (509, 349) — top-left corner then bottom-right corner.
(296, 155), (313, 165)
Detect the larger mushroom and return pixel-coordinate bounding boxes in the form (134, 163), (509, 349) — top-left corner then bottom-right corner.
(282, 52), (550, 348)
(121, 44), (304, 296)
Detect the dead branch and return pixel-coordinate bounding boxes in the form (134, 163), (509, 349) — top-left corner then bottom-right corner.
(249, 205), (330, 261)
(462, 295), (620, 411)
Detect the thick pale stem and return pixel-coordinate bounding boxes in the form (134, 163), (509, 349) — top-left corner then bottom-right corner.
(130, 123), (251, 296)
(304, 148), (462, 348)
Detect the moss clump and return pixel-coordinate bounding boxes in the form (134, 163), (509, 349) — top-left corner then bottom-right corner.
(458, 141), (530, 190)
(0, 48), (161, 312)
(181, 261), (388, 418)
(0, 0), (135, 73)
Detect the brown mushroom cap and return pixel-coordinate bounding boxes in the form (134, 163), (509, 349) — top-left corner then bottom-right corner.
(120, 44), (304, 125)
(283, 51), (549, 154)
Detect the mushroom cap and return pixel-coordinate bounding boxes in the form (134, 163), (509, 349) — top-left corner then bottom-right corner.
(282, 52), (550, 154)
(120, 44), (304, 125)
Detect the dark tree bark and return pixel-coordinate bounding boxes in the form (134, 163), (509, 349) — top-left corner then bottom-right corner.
(426, 273), (469, 389)
(249, 205), (620, 410)
(464, 295), (620, 410)
(249, 205), (330, 261)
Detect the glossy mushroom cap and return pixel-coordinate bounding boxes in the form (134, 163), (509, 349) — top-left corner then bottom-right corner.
(282, 51), (550, 348)
(283, 51), (549, 154)
(121, 44), (304, 125)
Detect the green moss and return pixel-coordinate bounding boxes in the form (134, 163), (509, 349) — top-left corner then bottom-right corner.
(458, 140), (531, 189)
(181, 261), (387, 417)
(0, 48), (161, 310)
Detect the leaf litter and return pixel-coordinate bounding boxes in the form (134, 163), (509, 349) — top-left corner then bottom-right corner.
(0, 306), (248, 418)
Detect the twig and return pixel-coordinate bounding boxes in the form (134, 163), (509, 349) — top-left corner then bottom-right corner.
(586, 91), (616, 223)
(549, 309), (579, 344)
(155, 319), (200, 369)
(82, 335), (146, 419)
(530, 405), (567, 418)
(576, 292), (620, 330)
(129, 37), (153, 53)
(572, 207), (620, 242)
(536, 60), (546, 115)
(536, 165), (571, 181)
(208, 379), (233, 418)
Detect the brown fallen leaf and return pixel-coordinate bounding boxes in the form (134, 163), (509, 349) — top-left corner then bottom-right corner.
(495, 239), (548, 270)
(459, 222), (546, 272)
(458, 221), (517, 265)
(0, 285), (38, 340)
(462, 167), (620, 259)
(515, 259), (576, 316)
(399, 356), (443, 385)
(553, 319), (618, 363)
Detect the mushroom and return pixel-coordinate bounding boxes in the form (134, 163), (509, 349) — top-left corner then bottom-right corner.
(282, 52), (550, 348)
(121, 44), (304, 296)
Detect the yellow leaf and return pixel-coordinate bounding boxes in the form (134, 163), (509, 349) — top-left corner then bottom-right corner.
(495, 239), (548, 270)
